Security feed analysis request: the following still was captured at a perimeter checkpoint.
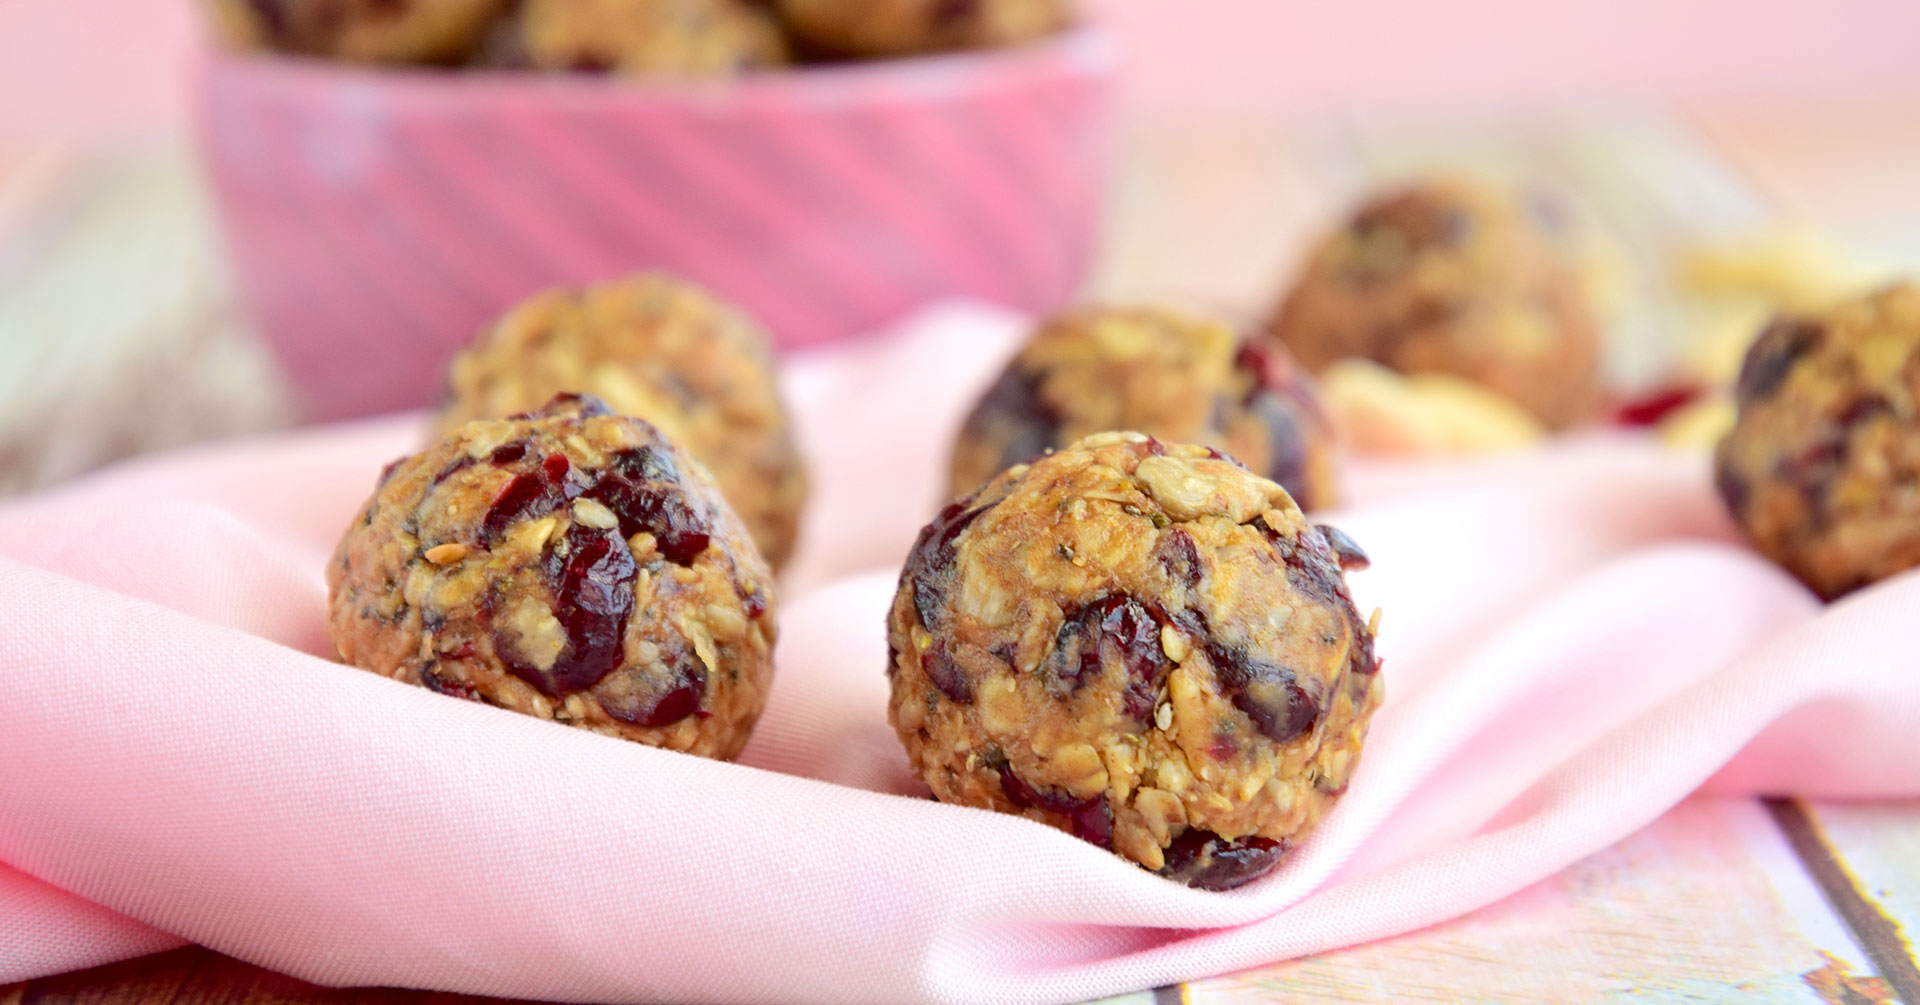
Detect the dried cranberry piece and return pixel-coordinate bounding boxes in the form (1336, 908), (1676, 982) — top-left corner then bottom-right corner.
(1233, 341), (1329, 497)
(542, 452), (571, 481)
(609, 444), (678, 484)
(585, 469), (711, 566)
(638, 682), (701, 726)
(1245, 391), (1308, 492)
(488, 442), (528, 465)
(1839, 394), (1890, 429)
(996, 761), (1113, 850)
(1314, 525), (1370, 571)
(1735, 320), (1821, 406)
(1252, 523), (1380, 679)
(903, 500), (989, 627)
(1208, 642), (1320, 743)
(428, 453), (478, 489)
(1155, 529), (1204, 592)
(420, 663), (479, 701)
(1157, 829), (1287, 890)
(963, 367), (1063, 476)
(920, 638), (974, 704)
(499, 522), (638, 698)
(481, 472), (552, 541)
(1612, 385), (1702, 427)
(599, 644), (708, 727)
(1049, 595), (1171, 721)
(375, 457), (405, 490)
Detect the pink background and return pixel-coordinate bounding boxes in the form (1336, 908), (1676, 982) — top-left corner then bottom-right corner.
(6, 0), (1920, 142)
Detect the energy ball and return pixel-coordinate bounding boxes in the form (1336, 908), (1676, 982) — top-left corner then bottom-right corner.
(889, 432), (1382, 889)
(435, 274), (806, 572)
(1264, 178), (1604, 429)
(204, 0), (509, 64)
(521, 0), (788, 77)
(949, 306), (1339, 511)
(330, 394), (777, 759)
(773, 0), (1069, 58)
(1715, 282), (1920, 600)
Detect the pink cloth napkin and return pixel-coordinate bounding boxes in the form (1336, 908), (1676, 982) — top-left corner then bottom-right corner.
(2, 303), (1917, 1003)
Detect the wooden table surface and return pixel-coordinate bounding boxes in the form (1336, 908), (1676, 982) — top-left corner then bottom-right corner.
(2, 98), (1918, 1004)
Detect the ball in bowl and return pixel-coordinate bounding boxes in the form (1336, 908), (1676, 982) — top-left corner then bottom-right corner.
(330, 394), (777, 759)
(434, 273), (807, 572)
(1715, 281), (1920, 600)
(1264, 177), (1603, 429)
(949, 305), (1339, 510)
(890, 432), (1381, 889)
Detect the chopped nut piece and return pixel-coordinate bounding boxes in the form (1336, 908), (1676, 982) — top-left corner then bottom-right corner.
(423, 543), (469, 565)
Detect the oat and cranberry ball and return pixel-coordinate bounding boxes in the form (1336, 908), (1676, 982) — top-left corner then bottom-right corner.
(1715, 282), (1920, 600)
(520, 0), (788, 77)
(773, 0), (1069, 58)
(1264, 178), (1603, 429)
(329, 394), (777, 759)
(949, 306), (1339, 511)
(204, 0), (510, 64)
(435, 274), (806, 572)
(889, 432), (1381, 889)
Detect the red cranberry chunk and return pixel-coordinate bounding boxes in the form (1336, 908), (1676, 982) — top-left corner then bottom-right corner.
(1155, 529), (1204, 593)
(1048, 595), (1171, 721)
(582, 450), (713, 567)
(996, 761), (1114, 850)
(598, 641), (708, 727)
(420, 663), (480, 701)
(962, 366), (1063, 478)
(1735, 320), (1821, 406)
(1209, 642), (1320, 743)
(481, 472), (553, 542)
(1314, 525), (1370, 571)
(1157, 828), (1287, 890)
(1612, 384), (1702, 427)
(494, 522), (638, 698)
(904, 500), (990, 627)
(920, 638), (975, 704)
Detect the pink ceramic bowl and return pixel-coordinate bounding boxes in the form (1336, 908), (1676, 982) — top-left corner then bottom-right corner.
(195, 30), (1115, 421)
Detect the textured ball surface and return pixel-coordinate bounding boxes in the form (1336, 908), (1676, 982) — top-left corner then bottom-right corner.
(1715, 281), (1920, 600)
(330, 394), (777, 759)
(1265, 177), (1602, 429)
(949, 306), (1339, 511)
(436, 274), (806, 571)
(890, 432), (1381, 888)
